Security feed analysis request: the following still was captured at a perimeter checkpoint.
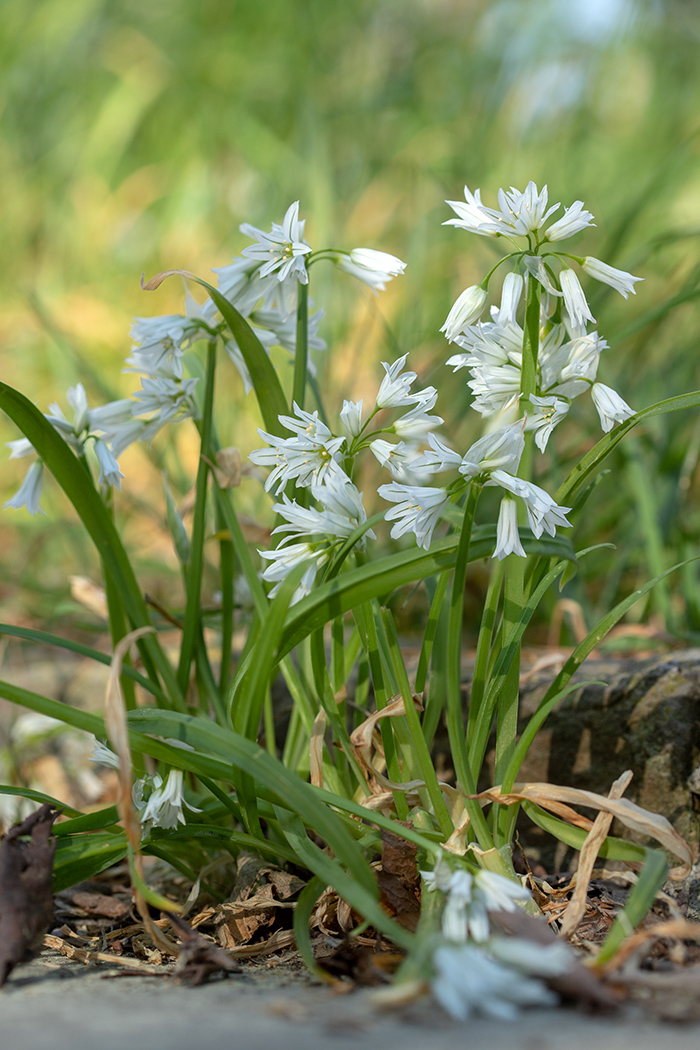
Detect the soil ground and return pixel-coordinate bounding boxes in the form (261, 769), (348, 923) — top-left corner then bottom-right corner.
(3, 949), (700, 1050)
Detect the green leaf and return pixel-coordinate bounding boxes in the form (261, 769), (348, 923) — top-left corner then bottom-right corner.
(522, 802), (648, 864)
(0, 785), (83, 818)
(279, 528), (576, 657)
(53, 831), (128, 892)
(595, 850), (669, 966)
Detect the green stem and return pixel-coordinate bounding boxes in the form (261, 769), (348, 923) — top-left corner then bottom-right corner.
(216, 501), (235, 694)
(292, 281), (309, 410)
(177, 340), (217, 696)
(446, 482), (493, 848)
(466, 557), (503, 744)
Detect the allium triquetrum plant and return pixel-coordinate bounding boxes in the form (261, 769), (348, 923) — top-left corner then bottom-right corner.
(1, 186), (697, 1015)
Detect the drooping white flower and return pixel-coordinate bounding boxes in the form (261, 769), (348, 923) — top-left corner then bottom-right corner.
(6, 437), (35, 460)
(378, 482), (448, 549)
(494, 497), (525, 560)
(591, 382), (635, 432)
(4, 460), (45, 516)
(560, 268), (596, 328)
(523, 256), (563, 299)
(545, 200), (595, 242)
(89, 737), (121, 769)
(582, 256), (643, 299)
(432, 944), (557, 1021)
(459, 421), (525, 479)
(93, 439), (124, 489)
(491, 272), (524, 326)
(337, 248), (406, 292)
(136, 770), (201, 831)
(526, 394), (570, 452)
(493, 472), (572, 539)
(376, 354), (419, 409)
(259, 542), (328, 602)
(271, 478), (374, 549)
(370, 438), (414, 478)
(240, 201), (312, 284)
(488, 937), (573, 979)
(441, 285), (489, 341)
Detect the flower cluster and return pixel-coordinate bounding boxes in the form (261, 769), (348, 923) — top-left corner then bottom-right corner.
(5, 201), (406, 516)
(422, 853), (572, 1021)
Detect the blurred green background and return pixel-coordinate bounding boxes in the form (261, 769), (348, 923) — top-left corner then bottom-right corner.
(1, 0), (700, 641)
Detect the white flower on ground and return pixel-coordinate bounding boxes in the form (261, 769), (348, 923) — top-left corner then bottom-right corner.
(488, 937), (573, 978)
(560, 269), (595, 328)
(441, 285), (489, 341)
(526, 395), (570, 452)
(135, 770), (201, 831)
(378, 482), (448, 549)
(545, 200), (595, 242)
(432, 944), (557, 1021)
(4, 460), (45, 516)
(460, 421), (525, 479)
(494, 497), (525, 560)
(337, 248), (406, 292)
(376, 354), (419, 408)
(591, 382), (635, 432)
(240, 201), (312, 284)
(582, 257), (643, 299)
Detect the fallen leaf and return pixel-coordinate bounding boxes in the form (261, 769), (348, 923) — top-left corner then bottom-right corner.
(168, 912), (242, 985)
(70, 891), (131, 921)
(377, 827), (421, 932)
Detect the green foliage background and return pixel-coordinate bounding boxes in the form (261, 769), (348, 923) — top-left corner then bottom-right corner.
(1, 0), (700, 637)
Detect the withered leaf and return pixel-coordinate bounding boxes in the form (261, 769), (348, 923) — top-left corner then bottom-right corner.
(168, 912), (242, 986)
(70, 891), (130, 920)
(377, 827), (420, 933)
(0, 804), (58, 986)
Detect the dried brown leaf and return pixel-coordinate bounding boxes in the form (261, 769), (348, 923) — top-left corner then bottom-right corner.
(70, 891), (130, 921)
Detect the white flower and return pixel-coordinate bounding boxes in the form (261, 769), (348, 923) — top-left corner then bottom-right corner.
(370, 438), (413, 477)
(591, 382), (635, 432)
(522, 256), (562, 298)
(560, 269), (595, 328)
(378, 482), (448, 549)
(240, 201), (312, 284)
(492, 272), (524, 326)
(337, 248), (406, 291)
(249, 405), (347, 493)
(582, 256), (643, 299)
(4, 460), (45, 515)
(494, 497), (525, 560)
(89, 738), (120, 769)
(545, 200), (595, 242)
(376, 354), (419, 408)
(443, 185), (503, 237)
(488, 937), (572, 979)
(411, 433), (463, 476)
(493, 472), (572, 539)
(271, 478), (374, 549)
(460, 421), (525, 479)
(137, 770), (201, 831)
(340, 399), (364, 437)
(432, 944), (557, 1021)
(132, 375), (199, 425)
(93, 439), (124, 489)
(393, 394), (443, 440)
(259, 542), (328, 602)
(496, 182), (561, 236)
(441, 285), (488, 341)
(527, 395), (570, 452)
(474, 870), (531, 913)
(6, 437), (35, 459)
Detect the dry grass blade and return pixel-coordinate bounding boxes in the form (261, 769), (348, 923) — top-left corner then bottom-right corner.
(104, 626), (179, 956)
(598, 918), (700, 974)
(43, 934), (170, 974)
(471, 781), (694, 879)
(309, 708), (327, 788)
(559, 770), (634, 938)
(350, 693), (424, 792)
